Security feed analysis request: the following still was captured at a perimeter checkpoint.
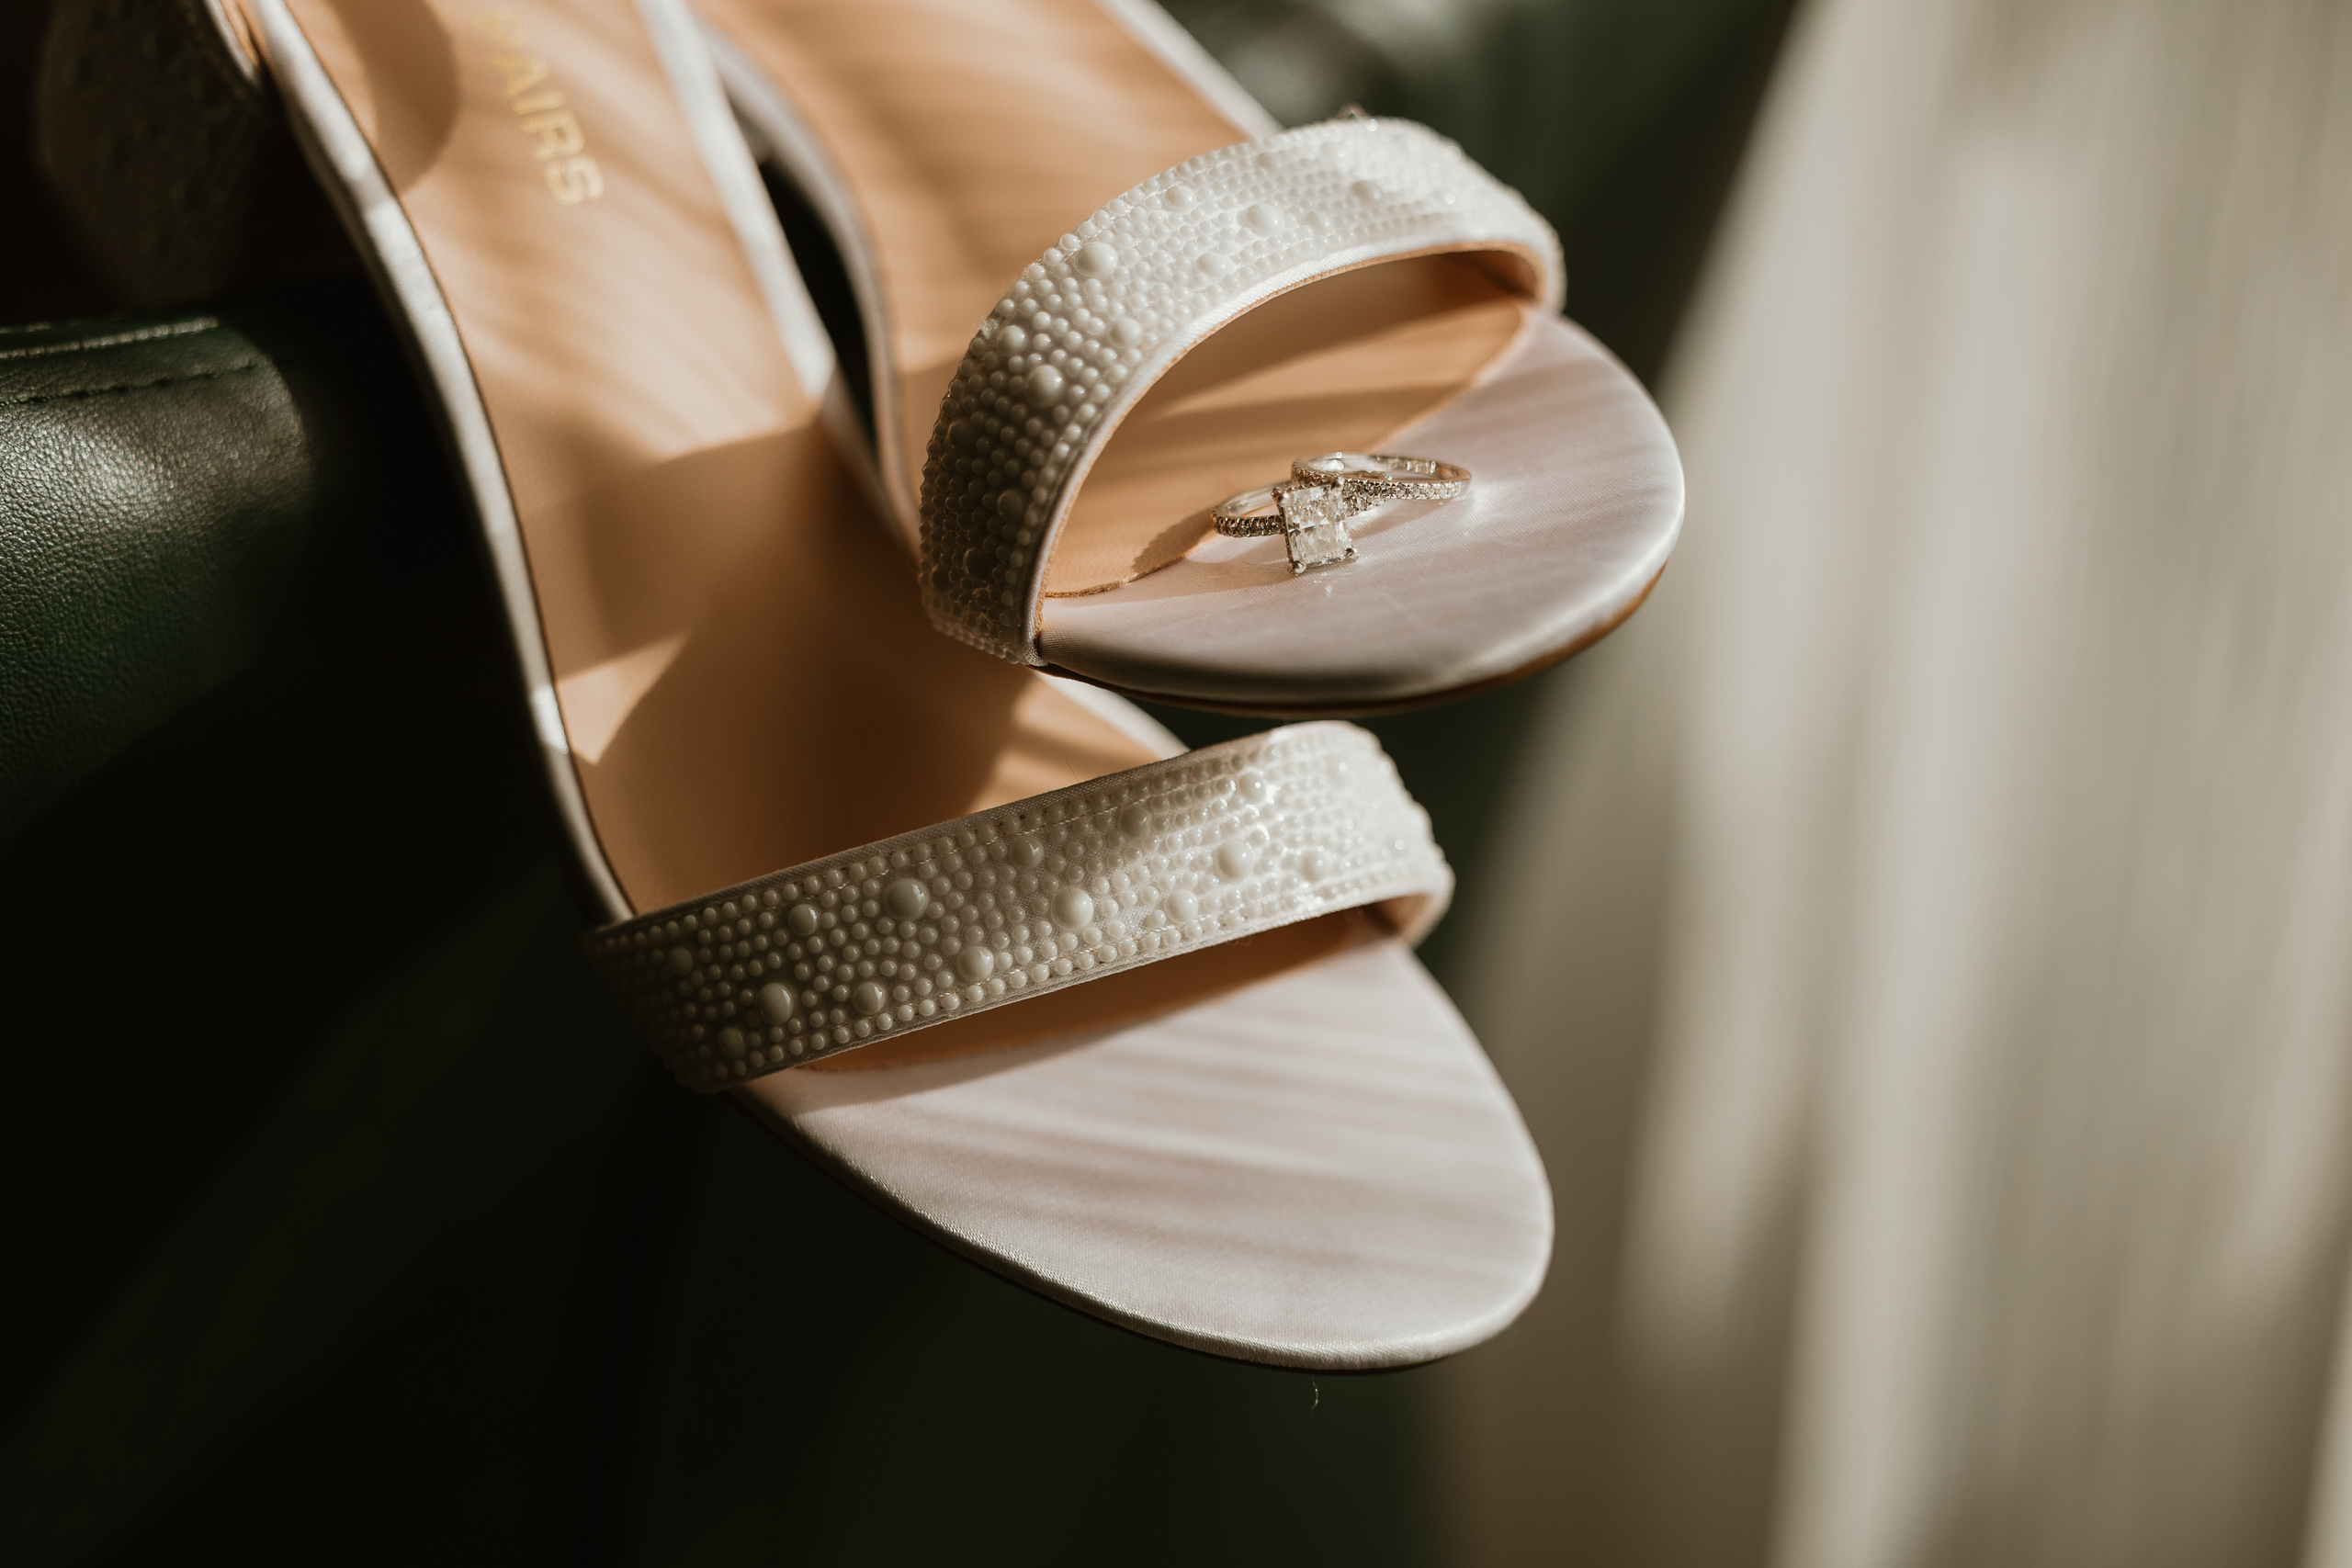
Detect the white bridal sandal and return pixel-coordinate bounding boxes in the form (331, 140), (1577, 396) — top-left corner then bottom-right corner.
(210, 0), (1548, 1366)
(698, 0), (1684, 712)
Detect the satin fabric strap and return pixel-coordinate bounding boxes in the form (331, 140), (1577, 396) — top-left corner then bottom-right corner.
(917, 115), (1564, 665)
(586, 722), (1453, 1090)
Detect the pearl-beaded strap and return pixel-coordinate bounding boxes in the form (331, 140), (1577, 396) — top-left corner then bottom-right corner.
(587, 722), (1451, 1090)
(919, 116), (1564, 665)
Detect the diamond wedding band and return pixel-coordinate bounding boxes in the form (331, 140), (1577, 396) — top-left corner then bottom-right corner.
(1211, 452), (1471, 575)
(1290, 451), (1472, 500)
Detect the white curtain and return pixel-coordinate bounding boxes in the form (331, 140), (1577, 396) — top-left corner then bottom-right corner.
(1436, 1), (2352, 1563)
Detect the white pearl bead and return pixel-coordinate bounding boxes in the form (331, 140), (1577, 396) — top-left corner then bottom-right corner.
(886, 878), (928, 919)
(669, 946), (695, 976)
(1074, 242), (1119, 276)
(757, 982), (794, 1023)
(1166, 889), (1199, 923)
(1026, 365), (1064, 402)
(1008, 839), (1044, 869)
(1109, 316), (1143, 347)
(1216, 840), (1254, 880)
(719, 1026), (746, 1057)
(956, 945), (996, 981)
(854, 981), (888, 1016)
(786, 903), (820, 937)
(1118, 804), (1152, 838)
(1243, 202), (1286, 233)
(1051, 886), (1096, 931)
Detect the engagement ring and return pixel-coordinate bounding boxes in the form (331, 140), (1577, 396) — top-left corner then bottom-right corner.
(1212, 452), (1472, 575)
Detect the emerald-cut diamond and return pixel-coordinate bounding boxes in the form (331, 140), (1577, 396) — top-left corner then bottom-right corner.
(1277, 483), (1359, 574)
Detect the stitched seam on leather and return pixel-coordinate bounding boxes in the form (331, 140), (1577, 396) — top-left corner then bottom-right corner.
(0, 357), (279, 409)
(0, 318), (224, 360)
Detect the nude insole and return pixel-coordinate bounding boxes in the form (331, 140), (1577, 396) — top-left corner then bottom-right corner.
(694, 0), (1537, 589)
(695, 0), (1244, 490)
(272, 0), (1375, 1049)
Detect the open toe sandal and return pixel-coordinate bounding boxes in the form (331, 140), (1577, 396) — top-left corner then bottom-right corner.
(223, 0), (1550, 1366)
(697, 0), (1684, 713)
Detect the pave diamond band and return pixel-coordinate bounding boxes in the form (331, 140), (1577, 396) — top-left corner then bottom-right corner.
(1291, 451), (1473, 502)
(1212, 452), (1471, 575)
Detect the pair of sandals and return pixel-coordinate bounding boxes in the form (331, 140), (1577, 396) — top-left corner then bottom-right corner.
(175, 0), (1680, 1368)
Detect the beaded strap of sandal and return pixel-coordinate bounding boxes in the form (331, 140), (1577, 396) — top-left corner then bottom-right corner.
(589, 722), (1449, 1089)
(918, 117), (1562, 665)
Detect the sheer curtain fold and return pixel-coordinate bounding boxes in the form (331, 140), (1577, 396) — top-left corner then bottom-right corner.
(1440, 1), (2352, 1563)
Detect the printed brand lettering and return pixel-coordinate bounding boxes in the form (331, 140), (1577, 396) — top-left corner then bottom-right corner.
(469, 12), (603, 205)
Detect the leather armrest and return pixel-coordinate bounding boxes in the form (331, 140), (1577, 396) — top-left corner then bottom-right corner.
(0, 282), (463, 837)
